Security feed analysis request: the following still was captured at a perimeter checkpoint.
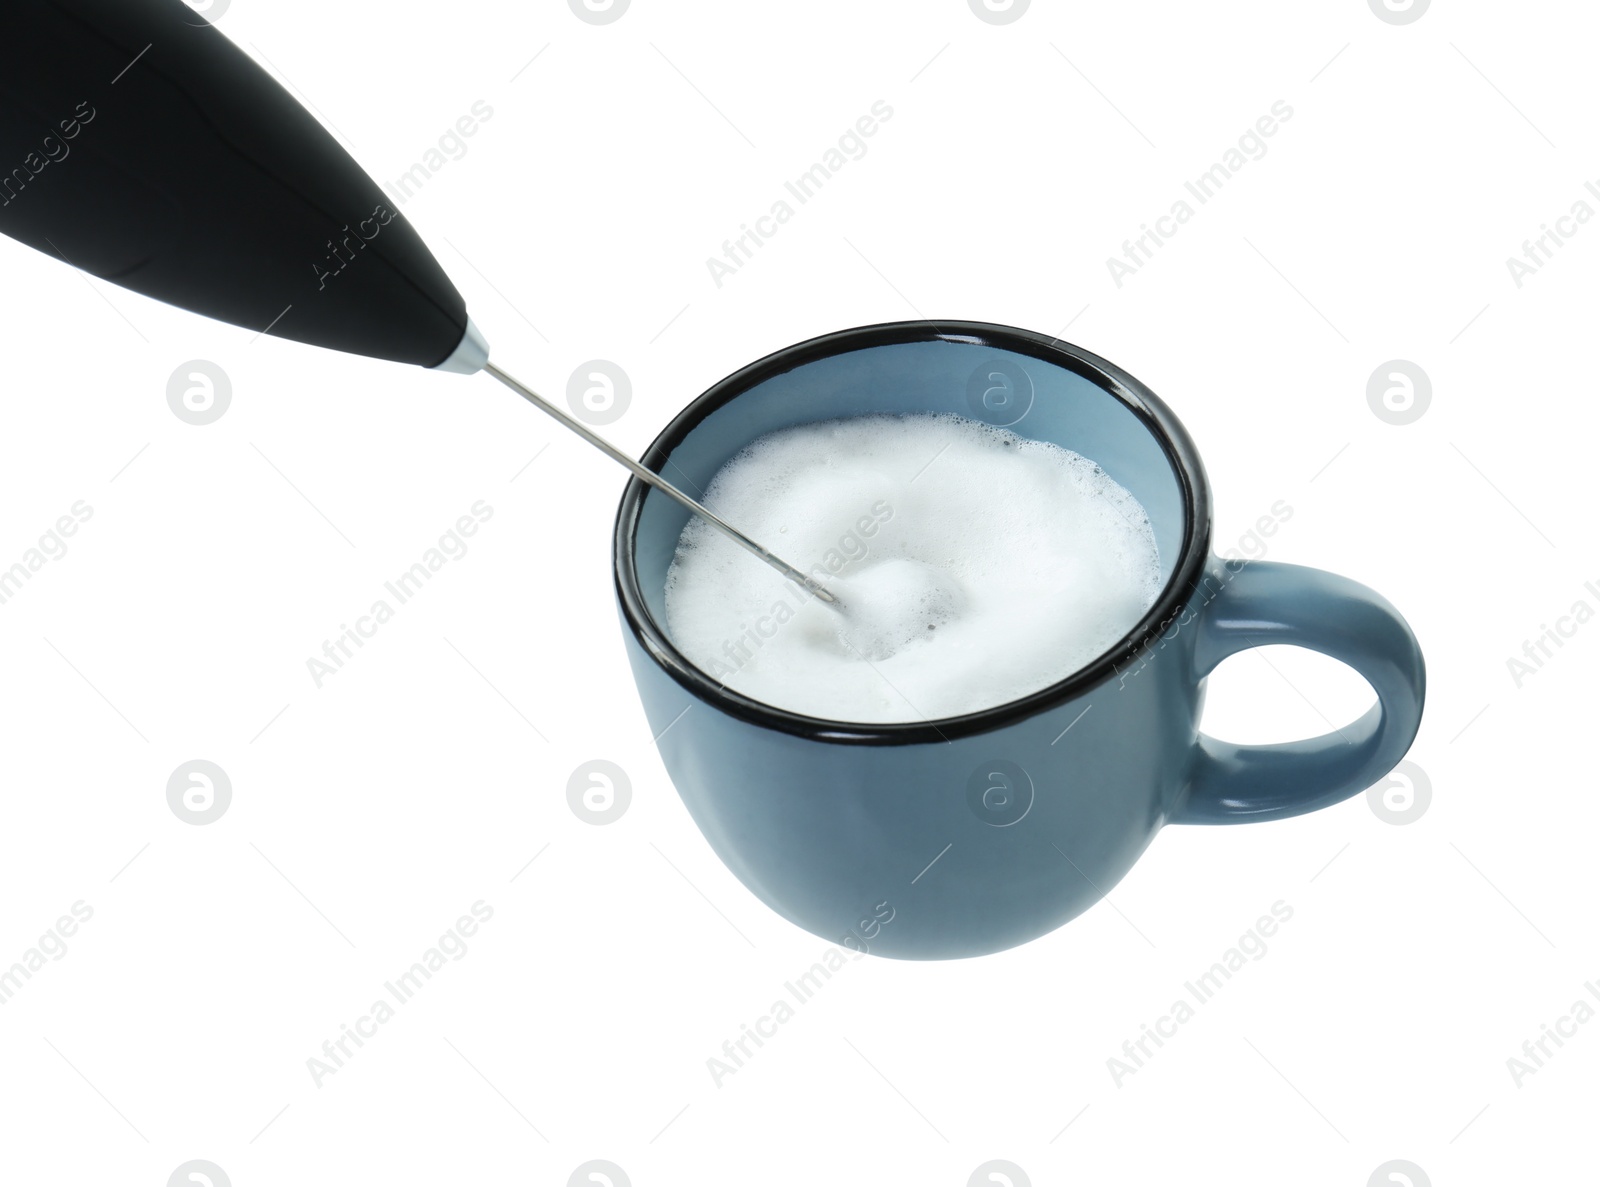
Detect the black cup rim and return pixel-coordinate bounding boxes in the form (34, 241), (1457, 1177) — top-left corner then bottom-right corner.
(612, 319), (1213, 746)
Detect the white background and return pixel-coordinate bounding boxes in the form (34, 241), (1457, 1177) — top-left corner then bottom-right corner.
(1, 0), (1594, 1183)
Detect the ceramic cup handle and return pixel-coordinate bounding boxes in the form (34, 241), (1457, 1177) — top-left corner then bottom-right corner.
(1174, 560), (1426, 824)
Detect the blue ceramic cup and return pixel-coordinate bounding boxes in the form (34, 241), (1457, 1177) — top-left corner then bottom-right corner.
(613, 321), (1425, 959)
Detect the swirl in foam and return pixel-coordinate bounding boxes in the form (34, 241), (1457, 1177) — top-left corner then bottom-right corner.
(663, 413), (1162, 723)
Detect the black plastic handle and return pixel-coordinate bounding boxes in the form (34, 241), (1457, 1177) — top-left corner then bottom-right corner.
(0, 0), (471, 368)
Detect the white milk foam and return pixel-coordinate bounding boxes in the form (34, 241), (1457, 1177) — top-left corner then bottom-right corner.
(663, 413), (1163, 723)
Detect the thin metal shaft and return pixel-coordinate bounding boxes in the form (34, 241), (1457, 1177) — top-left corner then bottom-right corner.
(482, 361), (841, 607)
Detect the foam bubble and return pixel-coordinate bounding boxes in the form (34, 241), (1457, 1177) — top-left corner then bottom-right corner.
(663, 412), (1162, 723)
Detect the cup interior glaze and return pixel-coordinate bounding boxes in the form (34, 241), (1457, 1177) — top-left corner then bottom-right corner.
(615, 320), (1212, 742)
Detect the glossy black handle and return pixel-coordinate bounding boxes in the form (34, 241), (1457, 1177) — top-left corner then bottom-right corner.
(0, 0), (472, 368)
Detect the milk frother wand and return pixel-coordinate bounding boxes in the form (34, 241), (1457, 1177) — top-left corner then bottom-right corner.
(482, 362), (841, 604)
(0, 0), (841, 607)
